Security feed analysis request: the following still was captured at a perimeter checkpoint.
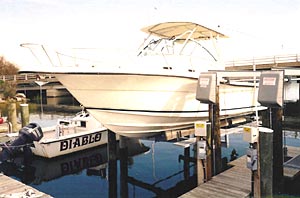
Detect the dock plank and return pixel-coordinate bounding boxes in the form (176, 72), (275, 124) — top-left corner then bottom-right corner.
(181, 146), (300, 198)
(180, 156), (251, 198)
(287, 146), (300, 157)
(200, 182), (248, 198)
(0, 173), (52, 198)
(284, 146), (300, 179)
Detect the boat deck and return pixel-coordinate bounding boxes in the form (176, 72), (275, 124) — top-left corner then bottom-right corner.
(41, 126), (98, 140)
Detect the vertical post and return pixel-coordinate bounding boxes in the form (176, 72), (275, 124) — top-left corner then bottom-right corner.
(35, 81), (48, 116)
(206, 114), (213, 180)
(260, 109), (271, 128)
(212, 86), (222, 175)
(183, 147), (190, 180)
(108, 130), (117, 198)
(7, 100), (18, 132)
(20, 103), (29, 127)
(252, 142), (260, 198)
(257, 70), (285, 197)
(271, 108), (284, 195)
(259, 127), (273, 198)
(39, 85), (43, 115)
(259, 108), (284, 195)
(120, 136), (128, 198)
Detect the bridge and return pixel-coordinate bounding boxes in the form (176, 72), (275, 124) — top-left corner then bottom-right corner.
(0, 74), (67, 99)
(0, 73), (57, 85)
(225, 53), (300, 71)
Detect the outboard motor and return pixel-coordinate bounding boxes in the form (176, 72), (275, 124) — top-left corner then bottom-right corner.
(0, 123), (43, 162)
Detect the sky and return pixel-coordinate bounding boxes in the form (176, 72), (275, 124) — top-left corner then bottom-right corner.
(1, 0), (300, 68)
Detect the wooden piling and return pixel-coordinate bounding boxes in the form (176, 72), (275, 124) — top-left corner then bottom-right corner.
(183, 147), (190, 180)
(108, 130), (117, 198)
(260, 109), (271, 128)
(210, 86), (222, 175)
(260, 108), (284, 195)
(271, 108), (284, 195)
(258, 127), (273, 198)
(205, 119), (212, 180)
(20, 103), (29, 127)
(7, 100), (18, 132)
(120, 136), (129, 198)
(252, 142), (260, 198)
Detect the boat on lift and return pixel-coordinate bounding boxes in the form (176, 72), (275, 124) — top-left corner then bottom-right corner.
(20, 21), (261, 137)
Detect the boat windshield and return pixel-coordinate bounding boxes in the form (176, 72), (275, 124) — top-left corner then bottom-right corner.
(137, 29), (218, 62)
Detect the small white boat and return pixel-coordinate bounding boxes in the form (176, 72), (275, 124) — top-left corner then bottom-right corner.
(31, 110), (108, 158)
(1, 110), (109, 159)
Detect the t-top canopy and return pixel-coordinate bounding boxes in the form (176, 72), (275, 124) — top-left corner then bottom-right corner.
(141, 22), (228, 40)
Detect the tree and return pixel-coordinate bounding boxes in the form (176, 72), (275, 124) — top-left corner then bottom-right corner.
(0, 56), (19, 99)
(0, 56), (19, 75)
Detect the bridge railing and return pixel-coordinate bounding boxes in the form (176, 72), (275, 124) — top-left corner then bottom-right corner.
(225, 53), (300, 67)
(0, 74), (55, 82)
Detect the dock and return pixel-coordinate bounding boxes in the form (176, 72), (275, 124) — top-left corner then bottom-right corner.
(180, 156), (251, 198)
(180, 146), (300, 198)
(0, 173), (52, 198)
(284, 146), (300, 179)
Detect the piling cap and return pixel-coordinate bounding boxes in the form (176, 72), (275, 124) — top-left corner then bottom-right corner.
(258, 127), (273, 133)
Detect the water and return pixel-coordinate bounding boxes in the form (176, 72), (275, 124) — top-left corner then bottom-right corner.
(1, 104), (300, 197)
(1, 133), (197, 197)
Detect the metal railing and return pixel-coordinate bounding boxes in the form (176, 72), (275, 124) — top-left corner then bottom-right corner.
(0, 74), (55, 82)
(225, 53), (300, 67)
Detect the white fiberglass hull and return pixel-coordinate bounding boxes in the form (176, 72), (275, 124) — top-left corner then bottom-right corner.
(31, 128), (107, 158)
(54, 73), (260, 137)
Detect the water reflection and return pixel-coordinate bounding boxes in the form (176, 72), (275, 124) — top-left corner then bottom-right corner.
(0, 137), (198, 197)
(0, 138), (149, 185)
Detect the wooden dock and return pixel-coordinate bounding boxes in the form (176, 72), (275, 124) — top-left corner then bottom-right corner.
(180, 156), (251, 198)
(284, 146), (300, 179)
(180, 146), (300, 198)
(0, 173), (52, 198)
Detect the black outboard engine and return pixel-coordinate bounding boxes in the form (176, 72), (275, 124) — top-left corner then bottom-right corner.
(0, 123), (43, 162)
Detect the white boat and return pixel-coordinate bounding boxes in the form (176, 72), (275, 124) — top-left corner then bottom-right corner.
(1, 110), (108, 159)
(20, 22), (261, 137)
(31, 110), (108, 158)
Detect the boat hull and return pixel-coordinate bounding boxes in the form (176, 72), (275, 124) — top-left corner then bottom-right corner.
(54, 73), (261, 137)
(31, 129), (108, 158)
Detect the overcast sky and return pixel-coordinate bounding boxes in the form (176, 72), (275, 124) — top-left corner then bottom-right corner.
(1, 0), (300, 68)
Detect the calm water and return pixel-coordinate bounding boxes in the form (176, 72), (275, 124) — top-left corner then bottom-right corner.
(1, 104), (300, 197)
